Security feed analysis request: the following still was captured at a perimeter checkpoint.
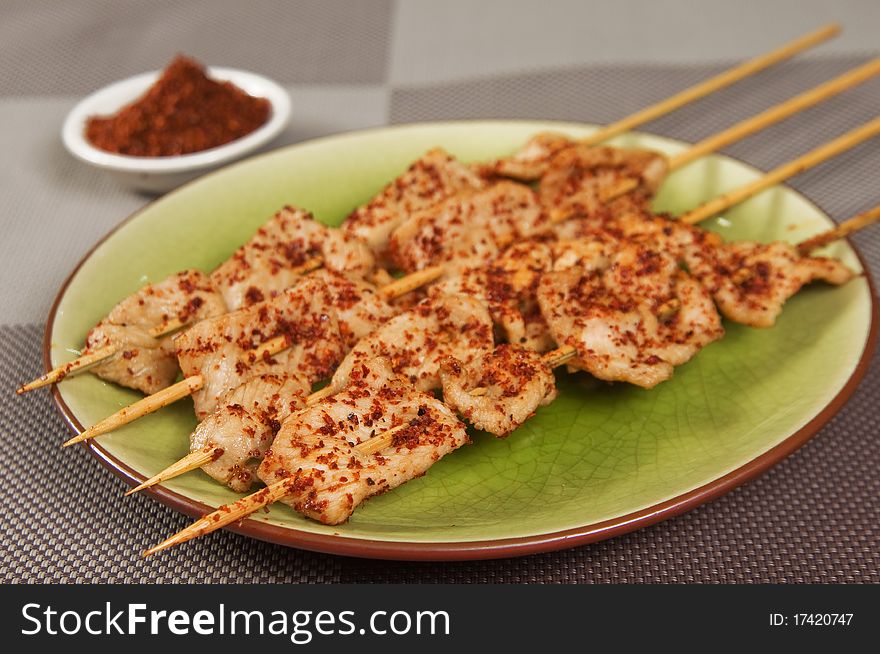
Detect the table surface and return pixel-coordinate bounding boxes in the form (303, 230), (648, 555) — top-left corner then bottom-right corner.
(2, 0), (878, 583)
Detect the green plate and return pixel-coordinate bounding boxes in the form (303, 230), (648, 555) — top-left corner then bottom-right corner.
(47, 121), (877, 560)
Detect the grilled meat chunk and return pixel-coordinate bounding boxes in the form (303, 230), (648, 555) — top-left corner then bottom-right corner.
(388, 181), (547, 273)
(311, 270), (399, 348)
(85, 269), (226, 394)
(687, 240), (855, 327)
(431, 241), (555, 350)
(538, 243), (724, 388)
(258, 357), (468, 524)
(488, 132), (576, 180)
(175, 276), (344, 419)
(330, 293), (494, 393)
(440, 344), (557, 436)
(190, 371), (311, 492)
(540, 145), (667, 222)
(211, 206), (374, 310)
(343, 148), (484, 257)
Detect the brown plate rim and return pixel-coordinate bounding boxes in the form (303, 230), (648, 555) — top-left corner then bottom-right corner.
(44, 121), (879, 561)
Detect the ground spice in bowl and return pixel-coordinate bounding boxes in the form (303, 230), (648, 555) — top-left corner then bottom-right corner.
(85, 55), (271, 157)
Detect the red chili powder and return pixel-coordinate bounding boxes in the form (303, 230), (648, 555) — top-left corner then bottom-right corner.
(85, 55), (271, 157)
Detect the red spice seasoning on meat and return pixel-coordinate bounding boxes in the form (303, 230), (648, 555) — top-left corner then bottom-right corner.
(85, 55), (270, 157)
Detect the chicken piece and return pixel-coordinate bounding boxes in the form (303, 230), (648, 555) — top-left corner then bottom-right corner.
(521, 305), (557, 353)
(343, 148), (485, 257)
(330, 293), (494, 393)
(431, 241), (554, 348)
(211, 206), (375, 310)
(686, 240), (855, 328)
(175, 276), (344, 419)
(190, 371), (311, 492)
(388, 181), (548, 273)
(538, 243), (724, 388)
(440, 344), (557, 436)
(540, 144), (667, 222)
(310, 269), (399, 348)
(617, 212), (723, 267)
(487, 132), (575, 180)
(550, 193), (654, 241)
(559, 198), (725, 267)
(549, 230), (624, 273)
(258, 357), (469, 525)
(84, 269), (226, 394)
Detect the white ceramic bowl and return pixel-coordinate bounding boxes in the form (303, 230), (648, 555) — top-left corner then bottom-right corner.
(62, 67), (291, 193)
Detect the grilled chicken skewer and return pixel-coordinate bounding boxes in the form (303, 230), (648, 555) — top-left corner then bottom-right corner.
(62, 275), (346, 447)
(489, 58), (879, 184)
(132, 371), (313, 495)
(26, 57), (876, 396)
(143, 357), (483, 556)
(65, 268), (436, 445)
(20, 207), (373, 394)
(128, 291), (553, 494)
(399, 119), (880, 354)
(17, 270), (227, 394)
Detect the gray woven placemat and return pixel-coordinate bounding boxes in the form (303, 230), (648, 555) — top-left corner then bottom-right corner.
(0, 2), (878, 581)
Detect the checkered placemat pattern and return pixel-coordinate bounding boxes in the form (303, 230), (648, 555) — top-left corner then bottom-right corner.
(1, 0), (878, 583)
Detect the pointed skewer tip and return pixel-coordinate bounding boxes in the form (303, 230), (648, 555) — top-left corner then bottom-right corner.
(61, 437), (79, 448)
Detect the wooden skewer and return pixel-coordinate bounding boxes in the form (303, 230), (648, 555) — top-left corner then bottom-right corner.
(17, 343), (121, 394)
(62, 375), (204, 447)
(62, 334), (290, 447)
(124, 447), (219, 496)
(667, 59), (880, 171)
(143, 478), (295, 557)
(680, 117), (880, 225)
(16, 319), (189, 395)
(580, 24), (840, 146)
(370, 268), (395, 287)
(378, 265), (445, 299)
(351, 422), (415, 456)
(306, 385), (336, 406)
(798, 204), (880, 254)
